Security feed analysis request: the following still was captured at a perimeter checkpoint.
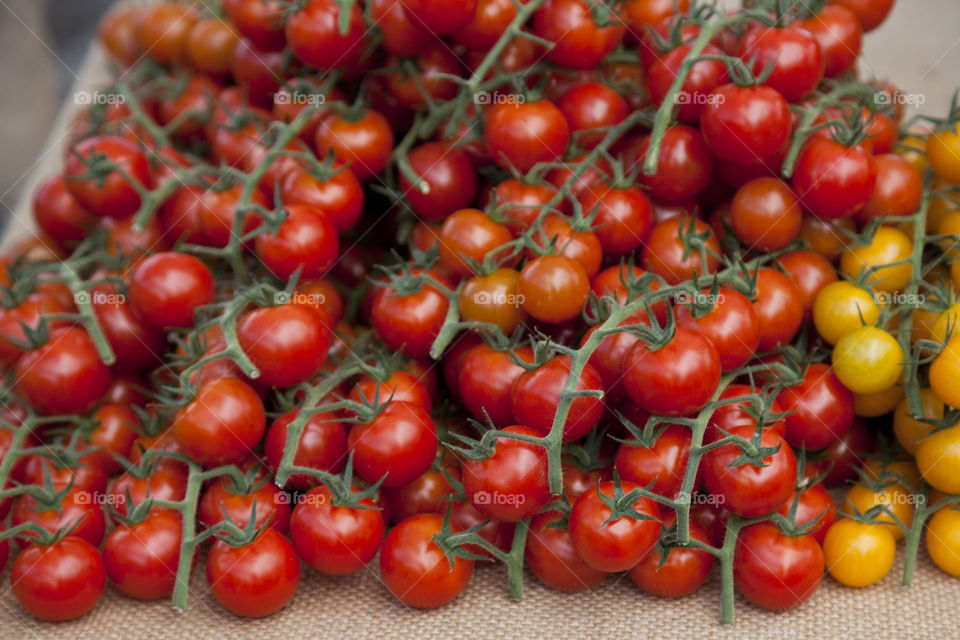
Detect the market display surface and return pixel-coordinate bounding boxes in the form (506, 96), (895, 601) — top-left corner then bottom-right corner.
(3, 0), (960, 637)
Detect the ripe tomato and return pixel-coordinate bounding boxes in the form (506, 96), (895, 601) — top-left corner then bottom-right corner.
(199, 476), (291, 535)
(128, 252), (214, 330)
(622, 327), (721, 417)
(103, 511), (182, 600)
(803, 6), (862, 77)
(893, 388), (942, 455)
(222, 0), (286, 50)
(12, 537), (105, 621)
(399, 142), (477, 220)
(108, 460), (188, 519)
(458, 344), (535, 426)
(801, 214), (856, 261)
(526, 510), (608, 592)
(737, 26), (824, 103)
(484, 99), (570, 173)
(629, 515), (714, 598)
(286, 0), (364, 68)
(512, 357), (604, 441)
(707, 384), (787, 444)
(916, 423), (960, 494)
(822, 519), (895, 586)
(383, 468), (457, 524)
(533, 0), (625, 70)
(172, 378), (265, 467)
(843, 482), (914, 541)
(839, 226), (913, 293)
(280, 163), (364, 232)
(459, 268), (529, 335)
(927, 126), (960, 183)
(490, 178), (559, 234)
(11, 487), (106, 546)
(777, 250), (838, 318)
(615, 424), (692, 499)
(290, 485), (385, 575)
(700, 84), (791, 164)
(438, 208), (513, 277)
(702, 425), (797, 517)
(931, 338), (960, 409)
(264, 408), (347, 490)
(676, 288), (760, 371)
(860, 154), (923, 221)
(64, 136), (150, 219)
(254, 204), (338, 280)
(238, 304), (330, 388)
(812, 281), (881, 344)
(734, 522), (823, 611)
(207, 529), (300, 618)
(643, 215), (722, 285)
(517, 255), (590, 324)
(926, 506), (960, 577)
(187, 17), (239, 74)
(79, 403), (140, 476)
(778, 363), (854, 450)
(372, 270), (451, 358)
(629, 126), (715, 202)
(569, 480), (662, 572)
(647, 43), (728, 123)
(578, 184), (652, 255)
(832, 326), (903, 394)
(777, 483), (837, 545)
(730, 177), (802, 251)
(461, 426), (551, 522)
(15, 326), (110, 416)
(380, 513), (473, 608)
(792, 138), (877, 219)
(752, 268), (804, 351)
(89, 282), (165, 373)
(315, 109), (395, 180)
(557, 82), (629, 148)
(348, 401), (437, 488)
(32, 175), (95, 248)
(829, 0), (893, 32)
(0, 291), (70, 367)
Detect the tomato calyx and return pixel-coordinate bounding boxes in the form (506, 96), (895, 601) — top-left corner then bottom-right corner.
(597, 472), (667, 526)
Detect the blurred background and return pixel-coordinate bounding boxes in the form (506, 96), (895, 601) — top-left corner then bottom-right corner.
(1, 0), (959, 216)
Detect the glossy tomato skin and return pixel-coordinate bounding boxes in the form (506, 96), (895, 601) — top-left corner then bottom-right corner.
(90, 282), (165, 373)
(198, 477), (291, 535)
(103, 511), (182, 600)
(631, 126), (715, 202)
(399, 142), (477, 220)
(32, 175), (95, 248)
(629, 516), (714, 598)
(860, 154), (924, 222)
(12, 537), (106, 622)
(459, 344), (535, 426)
(622, 327), (722, 417)
(830, 0), (893, 31)
(484, 99), (570, 174)
(730, 177), (803, 251)
(803, 6), (863, 77)
(11, 488), (106, 547)
(511, 357), (605, 442)
(700, 84), (791, 164)
(533, 0), (625, 70)
(569, 480), (662, 572)
(557, 82), (630, 149)
(517, 255), (590, 324)
(648, 43), (728, 123)
(108, 461), (188, 519)
(207, 529), (300, 618)
(792, 138), (877, 219)
(778, 250), (838, 318)
(380, 513), (473, 609)
(752, 268), (805, 351)
(778, 363), (855, 450)
(264, 408), (347, 490)
(737, 26), (824, 103)
(280, 163), (364, 232)
(237, 304), (330, 388)
(707, 384), (786, 444)
(15, 327), (111, 416)
(734, 522), (824, 611)
(578, 184), (653, 255)
(290, 485), (385, 575)
(642, 215), (722, 285)
(372, 270), (451, 358)
(128, 252), (215, 330)
(172, 378), (265, 467)
(461, 426), (551, 522)
(777, 484), (837, 545)
(702, 425), (797, 518)
(286, 0), (364, 68)
(676, 288), (761, 372)
(64, 136), (150, 218)
(316, 108), (395, 180)
(615, 425), (693, 499)
(383, 468), (457, 524)
(254, 204), (339, 281)
(348, 401), (438, 488)
(526, 510), (608, 592)
(0, 292), (70, 367)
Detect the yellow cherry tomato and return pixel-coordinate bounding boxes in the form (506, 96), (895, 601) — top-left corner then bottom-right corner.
(812, 281), (882, 345)
(938, 210), (960, 258)
(843, 483), (915, 541)
(840, 226), (913, 293)
(927, 506), (960, 577)
(832, 326), (903, 394)
(928, 176), (959, 233)
(931, 301), (960, 345)
(855, 385), (904, 418)
(913, 302), (941, 344)
(823, 519), (897, 587)
(927, 126), (960, 183)
(931, 338), (960, 409)
(917, 424), (960, 494)
(893, 388), (944, 454)
(896, 135), (928, 176)
(863, 458), (922, 490)
(953, 260), (960, 291)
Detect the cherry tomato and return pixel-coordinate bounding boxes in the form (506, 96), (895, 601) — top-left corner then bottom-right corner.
(172, 378), (265, 467)
(630, 126), (715, 202)
(348, 401), (438, 488)
(315, 109), (395, 180)
(642, 215), (722, 285)
(578, 184), (653, 255)
(532, 0), (626, 70)
(372, 269), (451, 358)
(458, 344), (535, 426)
(676, 287), (761, 371)
(829, 0), (893, 32)
(752, 268), (804, 351)
(484, 99), (570, 173)
(128, 252), (214, 330)
(238, 304), (331, 388)
(64, 136), (150, 219)
(792, 138), (877, 219)
(629, 515), (714, 598)
(198, 476), (291, 535)
(832, 326), (903, 394)
(512, 357), (605, 441)
(734, 522), (823, 611)
(526, 510), (608, 592)
(517, 255), (590, 324)
(700, 84), (791, 164)
(104, 511), (182, 601)
(286, 0), (364, 68)
(777, 483), (837, 545)
(839, 226), (913, 293)
(737, 26), (824, 102)
(12, 537), (105, 621)
(207, 529), (300, 618)
(823, 519), (895, 586)
(730, 177), (803, 251)
(264, 408), (347, 490)
(615, 424), (692, 499)
(778, 363), (855, 450)
(400, 142), (478, 220)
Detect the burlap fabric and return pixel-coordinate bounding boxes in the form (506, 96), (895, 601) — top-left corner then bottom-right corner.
(2, 41), (959, 640)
